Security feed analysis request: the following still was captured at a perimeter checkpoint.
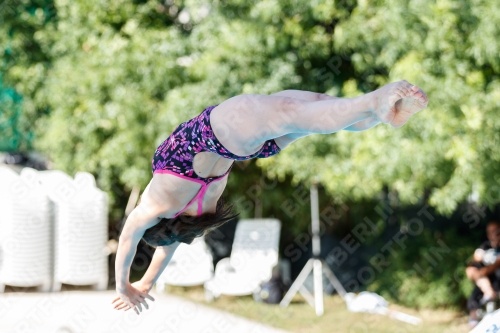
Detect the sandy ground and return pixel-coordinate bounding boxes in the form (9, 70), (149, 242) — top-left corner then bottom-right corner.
(0, 289), (291, 333)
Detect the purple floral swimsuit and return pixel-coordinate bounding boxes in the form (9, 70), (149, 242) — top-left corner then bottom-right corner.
(151, 104), (281, 218)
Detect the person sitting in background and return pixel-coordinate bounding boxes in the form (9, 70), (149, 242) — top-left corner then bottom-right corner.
(465, 220), (500, 328)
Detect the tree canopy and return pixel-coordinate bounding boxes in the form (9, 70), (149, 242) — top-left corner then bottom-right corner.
(2, 0), (498, 217)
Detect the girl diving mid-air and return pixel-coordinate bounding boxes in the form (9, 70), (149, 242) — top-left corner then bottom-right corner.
(111, 80), (428, 314)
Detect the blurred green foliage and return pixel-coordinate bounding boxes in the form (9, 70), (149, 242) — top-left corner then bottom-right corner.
(0, 76), (25, 151)
(366, 214), (478, 309)
(2, 0), (499, 309)
(260, 0), (500, 216)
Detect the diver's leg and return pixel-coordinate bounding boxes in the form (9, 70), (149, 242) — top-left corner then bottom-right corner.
(210, 80), (426, 155)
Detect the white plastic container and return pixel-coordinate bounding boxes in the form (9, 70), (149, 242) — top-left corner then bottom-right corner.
(38, 171), (109, 291)
(0, 167), (53, 292)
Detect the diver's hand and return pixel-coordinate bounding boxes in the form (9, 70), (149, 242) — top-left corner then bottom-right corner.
(111, 281), (155, 315)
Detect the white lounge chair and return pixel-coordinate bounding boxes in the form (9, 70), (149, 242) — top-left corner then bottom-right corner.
(155, 236), (214, 292)
(204, 218), (281, 301)
(0, 167), (53, 292)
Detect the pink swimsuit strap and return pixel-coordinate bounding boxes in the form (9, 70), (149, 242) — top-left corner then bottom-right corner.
(154, 165), (232, 218)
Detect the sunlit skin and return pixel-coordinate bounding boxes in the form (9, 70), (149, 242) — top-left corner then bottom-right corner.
(111, 80), (428, 314)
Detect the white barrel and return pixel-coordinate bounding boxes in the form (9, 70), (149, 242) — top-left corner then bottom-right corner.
(39, 170), (109, 290)
(0, 167), (53, 291)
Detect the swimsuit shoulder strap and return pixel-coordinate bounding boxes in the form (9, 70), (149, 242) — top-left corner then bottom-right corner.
(172, 184), (207, 218)
(172, 163), (233, 219)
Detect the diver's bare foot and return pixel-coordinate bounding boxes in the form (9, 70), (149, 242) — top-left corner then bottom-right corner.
(390, 86), (428, 127)
(368, 80), (420, 124)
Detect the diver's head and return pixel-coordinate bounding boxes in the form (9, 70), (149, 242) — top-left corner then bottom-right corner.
(141, 196), (239, 247)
